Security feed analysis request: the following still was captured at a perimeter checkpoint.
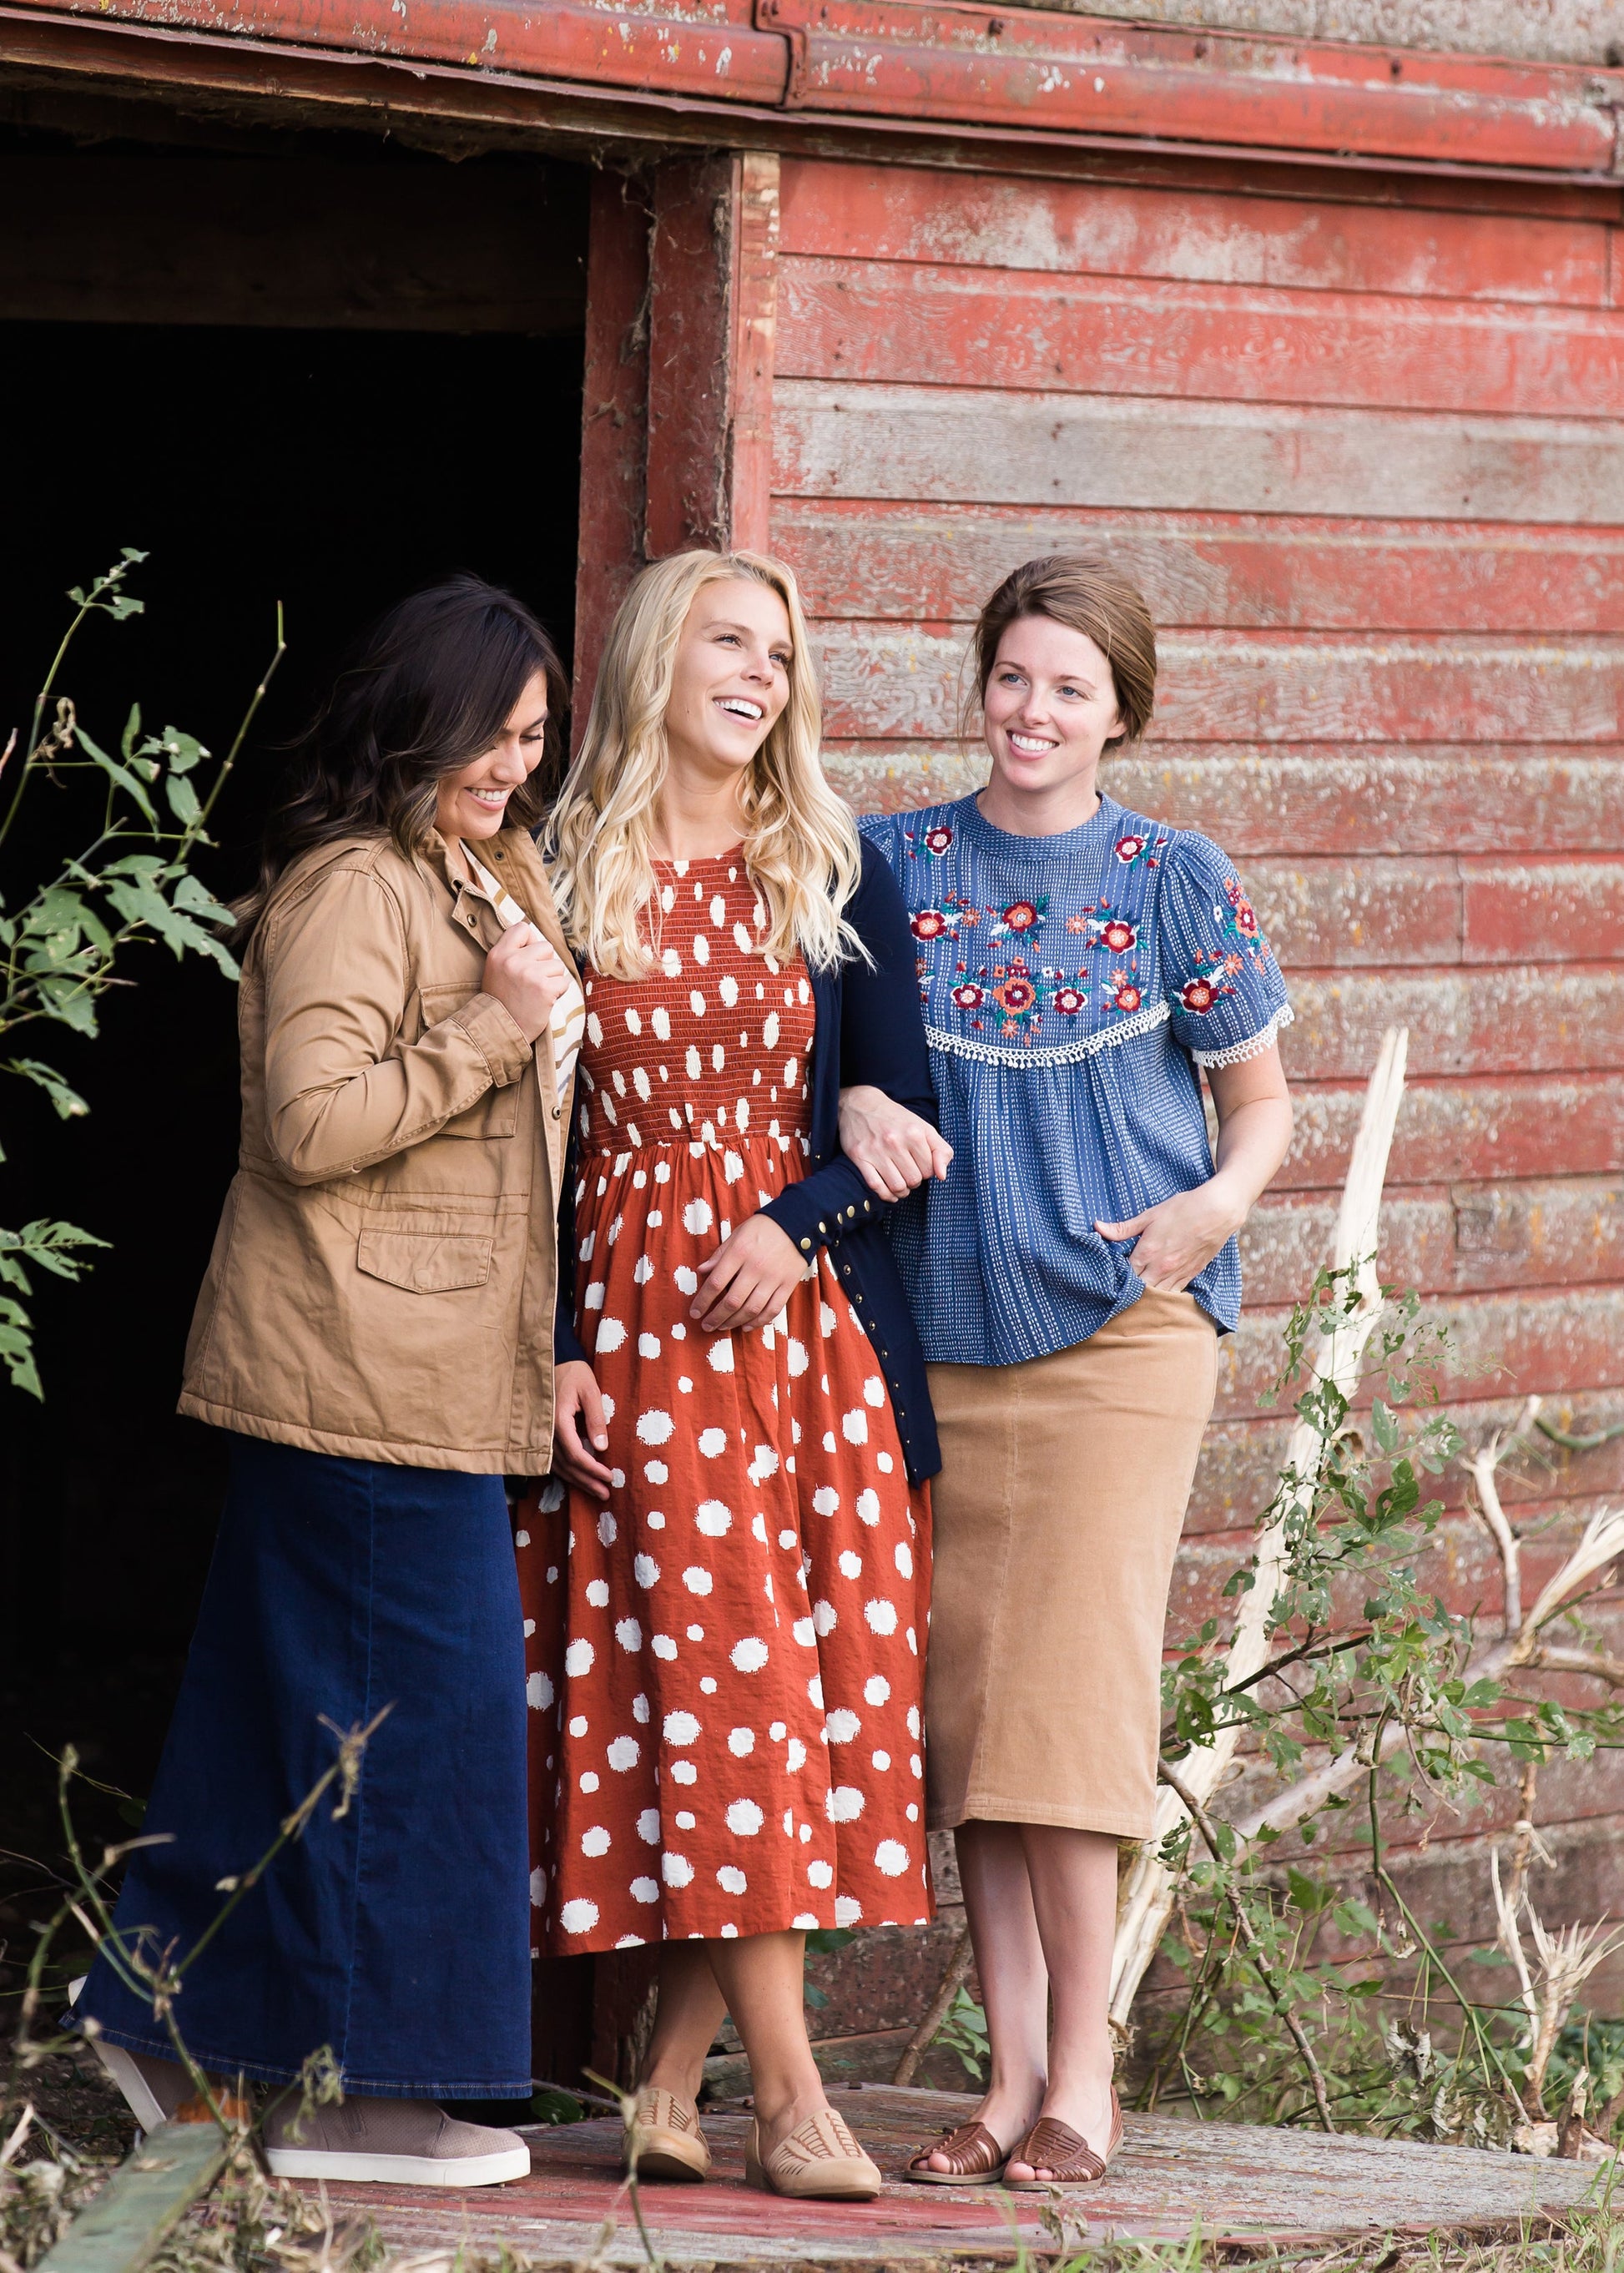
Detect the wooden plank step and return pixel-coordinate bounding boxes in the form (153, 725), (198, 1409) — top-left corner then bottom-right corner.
(36, 2122), (231, 2273)
(307, 2084), (1603, 2262)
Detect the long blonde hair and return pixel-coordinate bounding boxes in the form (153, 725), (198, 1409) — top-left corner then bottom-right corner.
(546, 549), (863, 980)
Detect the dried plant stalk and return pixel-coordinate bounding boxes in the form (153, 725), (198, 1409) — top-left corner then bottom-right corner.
(1108, 1026), (1410, 2026)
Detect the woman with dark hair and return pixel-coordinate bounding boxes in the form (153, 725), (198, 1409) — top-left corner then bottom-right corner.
(76, 576), (579, 2187)
(844, 556), (1293, 2190)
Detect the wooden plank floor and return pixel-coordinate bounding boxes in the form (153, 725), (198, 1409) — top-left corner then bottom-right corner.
(308, 2085), (1604, 2261)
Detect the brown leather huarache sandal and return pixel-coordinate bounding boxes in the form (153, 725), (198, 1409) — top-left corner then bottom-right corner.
(1003, 2088), (1123, 2190)
(624, 2085), (711, 2182)
(901, 2119), (1011, 2186)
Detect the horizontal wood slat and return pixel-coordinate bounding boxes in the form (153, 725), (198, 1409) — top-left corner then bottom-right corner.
(1281, 1072), (1624, 1189)
(1243, 855), (1624, 967)
(778, 159), (1612, 307)
(779, 502), (1624, 633)
(3, 0), (792, 100)
(778, 255), (1624, 420)
(1172, 1499), (1621, 1632)
(815, 624), (1624, 743)
(1214, 1284), (1624, 1420)
(1186, 1399), (1624, 1534)
(1463, 858), (1624, 961)
(774, 381), (1624, 523)
(1284, 967), (1624, 1080)
(1241, 1178), (1624, 1304)
(761, 0), (1622, 173)
(825, 746), (1624, 854)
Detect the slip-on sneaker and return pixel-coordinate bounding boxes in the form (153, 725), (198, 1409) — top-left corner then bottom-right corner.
(264, 2097), (530, 2187)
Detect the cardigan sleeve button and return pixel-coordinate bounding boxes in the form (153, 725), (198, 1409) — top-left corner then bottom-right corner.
(799, 1237), (812, 1251)
(818, 1221), (827, 1234)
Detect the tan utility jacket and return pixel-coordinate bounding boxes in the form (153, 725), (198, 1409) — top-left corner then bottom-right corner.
(179, 828), (576, 1473)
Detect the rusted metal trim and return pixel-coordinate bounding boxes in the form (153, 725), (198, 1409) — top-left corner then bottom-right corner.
(3, 0), (1623, 180)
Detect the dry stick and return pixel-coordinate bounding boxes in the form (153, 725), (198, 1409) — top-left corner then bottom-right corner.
(1157, 1761), (1337, 2135)
(891, 1924), (975, 2088)
(1110, 1025), (1411, 2028)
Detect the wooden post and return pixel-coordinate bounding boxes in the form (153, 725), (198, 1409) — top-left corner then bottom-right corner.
(645, 150), (779, 559)
(572, 150), (779, 747)
(571, 168), (652, 750)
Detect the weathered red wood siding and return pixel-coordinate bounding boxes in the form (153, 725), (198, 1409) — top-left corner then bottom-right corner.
(777, 149), (1624, 1952)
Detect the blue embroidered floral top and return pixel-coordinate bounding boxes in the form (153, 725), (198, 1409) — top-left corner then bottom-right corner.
(859, 792), (1293, 1366)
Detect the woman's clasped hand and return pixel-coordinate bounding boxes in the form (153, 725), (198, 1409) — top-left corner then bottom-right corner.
(481, 917), (575, 1040)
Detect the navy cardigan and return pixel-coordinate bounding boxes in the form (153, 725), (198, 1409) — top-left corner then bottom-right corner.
(555, 838), (941, 1485)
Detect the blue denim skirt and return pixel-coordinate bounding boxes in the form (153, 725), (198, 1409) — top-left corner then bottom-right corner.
(78, 1434), (531, 2097)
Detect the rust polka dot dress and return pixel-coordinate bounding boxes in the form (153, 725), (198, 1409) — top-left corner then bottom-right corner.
(515, 854), (933, 1952)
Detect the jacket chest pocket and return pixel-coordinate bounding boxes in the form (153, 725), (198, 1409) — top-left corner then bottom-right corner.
(418, 980), (521, 1139)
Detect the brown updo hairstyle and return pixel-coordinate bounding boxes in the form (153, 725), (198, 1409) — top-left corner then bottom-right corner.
(969, 554), (1157, 753)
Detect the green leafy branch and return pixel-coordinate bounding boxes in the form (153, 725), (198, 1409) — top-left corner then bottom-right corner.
(0, 555), (285, 1396)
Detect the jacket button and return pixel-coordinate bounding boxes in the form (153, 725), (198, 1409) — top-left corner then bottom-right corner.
(863, 1200), (871, 1211)
(818, 1221), (827, 1233)
(841, 1265), (852, 1278)
(880, 1349), (889, 1359)
(799, 1238), (812, 1252)
(551, 1104), (561, 1120)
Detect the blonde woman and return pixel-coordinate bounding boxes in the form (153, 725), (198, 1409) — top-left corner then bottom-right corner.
(513, 550), (948, 2201)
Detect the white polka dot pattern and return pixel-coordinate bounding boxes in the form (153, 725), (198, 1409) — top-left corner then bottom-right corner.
(517, 854), (932, 1949)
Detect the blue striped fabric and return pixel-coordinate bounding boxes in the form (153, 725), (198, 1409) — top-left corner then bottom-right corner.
(859, 793), (1293, 1366)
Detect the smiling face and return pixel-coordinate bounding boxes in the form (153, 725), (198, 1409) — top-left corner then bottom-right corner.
(981, 613), (1123, 826)
(433, 669), (551, 844)
(661, 577), (794, 795)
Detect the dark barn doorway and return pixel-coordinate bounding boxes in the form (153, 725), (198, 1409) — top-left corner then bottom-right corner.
(0, 96), (590, 1933)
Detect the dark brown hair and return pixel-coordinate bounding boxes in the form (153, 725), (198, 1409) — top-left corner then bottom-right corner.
(236, 574), (567, 942)
(969, 555), (1157, 751)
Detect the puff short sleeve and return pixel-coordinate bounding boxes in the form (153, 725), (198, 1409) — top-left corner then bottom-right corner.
(1160, 832), (1294, 1071)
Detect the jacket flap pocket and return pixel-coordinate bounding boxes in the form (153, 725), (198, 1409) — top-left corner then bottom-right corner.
(356, 1223), (494, 1293)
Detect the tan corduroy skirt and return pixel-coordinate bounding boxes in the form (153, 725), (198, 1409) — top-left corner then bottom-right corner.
(925, 1288), (1219, 1841)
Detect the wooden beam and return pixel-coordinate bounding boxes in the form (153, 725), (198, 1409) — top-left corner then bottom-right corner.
(36, 2123), (231, 2273)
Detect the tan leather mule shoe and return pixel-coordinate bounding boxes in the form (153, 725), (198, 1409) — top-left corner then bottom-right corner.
(745, 2108), (881, 2200)
(625, 2085), (711, 2182)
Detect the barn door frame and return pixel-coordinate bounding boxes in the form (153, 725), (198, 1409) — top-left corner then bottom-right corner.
(572, 146), (780, 750)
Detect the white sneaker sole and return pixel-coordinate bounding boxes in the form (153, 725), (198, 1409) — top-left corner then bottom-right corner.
(92, 2040), (175, 2134)
(265, 2144), (532, 2187)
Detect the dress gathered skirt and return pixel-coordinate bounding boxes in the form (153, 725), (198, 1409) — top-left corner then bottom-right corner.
(77, 1433), (532, 2097)
(517, 853), (933, 1951)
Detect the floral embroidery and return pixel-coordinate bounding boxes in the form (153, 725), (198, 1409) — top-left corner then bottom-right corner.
(905, 821), (956, 859)
(1224, 878), (1259, 940)
(951, 952), (1092, 1041)
(989, 896), (1047, 942)
(1106, 974), (1145, 1015)
(1112, 832), (1167, 871)
(907, 889), (982, 944)
(1178, 974), (1235, 1015)
(1082, 907), (1138, 955)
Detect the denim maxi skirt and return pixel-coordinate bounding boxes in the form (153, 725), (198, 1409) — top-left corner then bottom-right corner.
(78, 1434), (532, 2097)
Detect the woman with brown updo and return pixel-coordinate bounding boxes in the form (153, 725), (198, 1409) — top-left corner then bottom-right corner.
(845, 555), (1294, 2189)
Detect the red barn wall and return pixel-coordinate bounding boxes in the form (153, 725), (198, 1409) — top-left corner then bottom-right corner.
(772, 148), (1624, 1972)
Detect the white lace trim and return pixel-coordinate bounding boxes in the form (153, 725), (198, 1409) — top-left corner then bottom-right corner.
(1190, 1002), (1295, 1070)
(925, 999), (1171, 1069)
